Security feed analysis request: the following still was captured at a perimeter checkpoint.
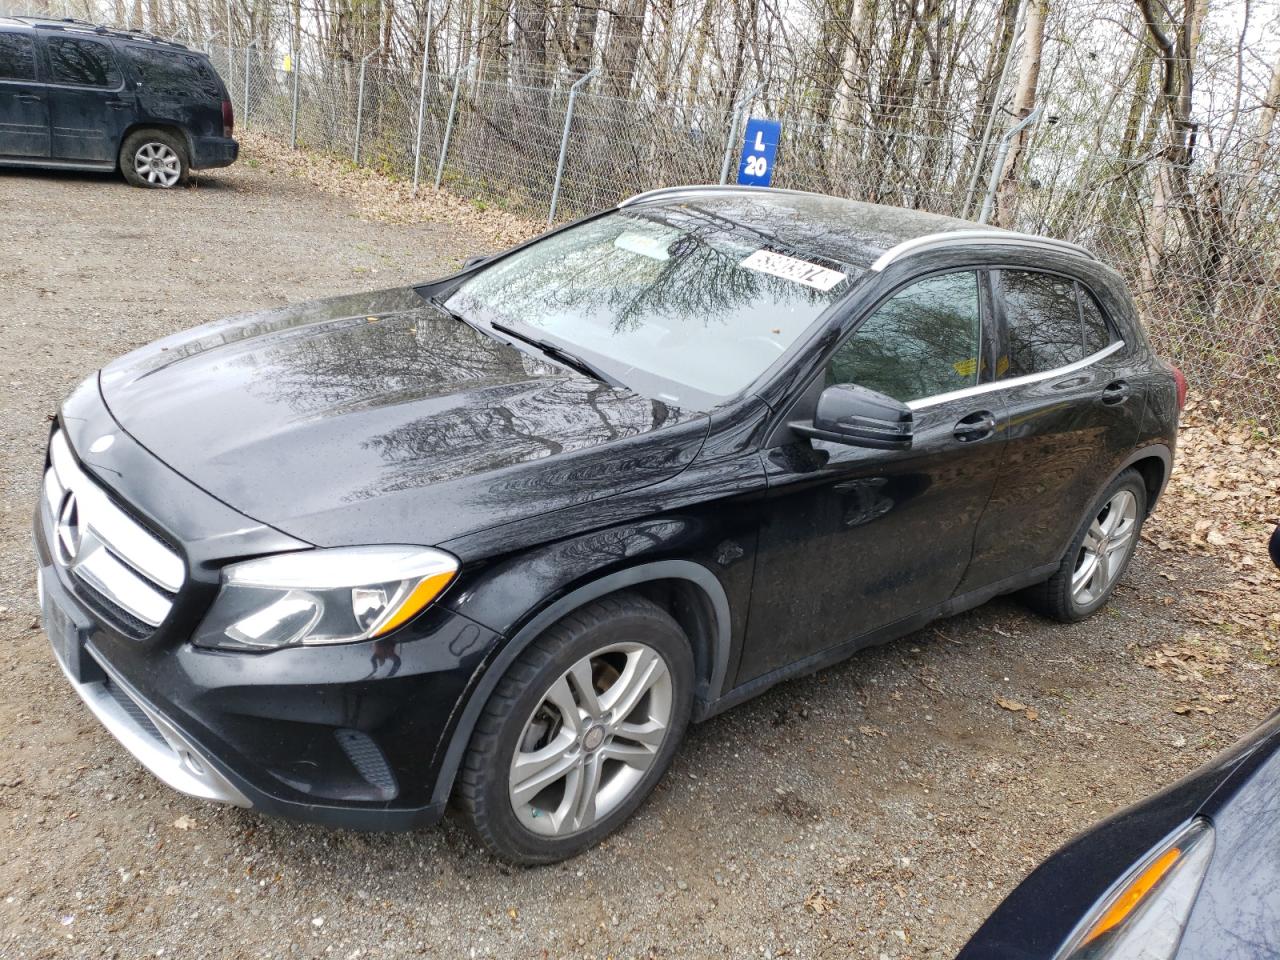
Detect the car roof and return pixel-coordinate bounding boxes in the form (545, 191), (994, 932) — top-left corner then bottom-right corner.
(619, 186), (1097, 273)
(0, 16), (193, 51)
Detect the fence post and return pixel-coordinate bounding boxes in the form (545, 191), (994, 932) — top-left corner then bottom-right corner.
(434, 58), (472, 189)
(243, 39), (257, 130)
(411, 15), (433, 195)
(289, 46), (301, 149)
(977, 101), (1044, 225)
(548, 67), (600, 226)
(353, 50), (378, 164)
(718, 85), (757, 185)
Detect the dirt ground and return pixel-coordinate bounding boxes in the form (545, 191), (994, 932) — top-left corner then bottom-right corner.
(1, 142), (1278, 960)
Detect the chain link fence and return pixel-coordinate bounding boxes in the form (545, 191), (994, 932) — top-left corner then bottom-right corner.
(108, 39), (1280, 427)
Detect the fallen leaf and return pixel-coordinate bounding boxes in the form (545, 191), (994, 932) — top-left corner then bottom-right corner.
(172, 815), (197, 831)
(996, 697), (1027, 712)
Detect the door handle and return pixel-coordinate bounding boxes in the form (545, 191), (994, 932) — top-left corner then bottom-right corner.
(105, 99), (131, 109)
(17, 93), (42, 102)
(1101, 380), (1131, 405)
(954, 410), (997, 442)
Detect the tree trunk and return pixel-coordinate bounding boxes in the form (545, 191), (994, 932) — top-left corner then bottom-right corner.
(604, 0), (645, 98)
(831, 0), (867, 132)
(567, 1), (600, 78)
(994, 0), (1046, 228)
(1135, 0), (1207, 304)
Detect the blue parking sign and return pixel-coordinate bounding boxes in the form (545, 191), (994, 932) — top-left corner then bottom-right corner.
(738, 118), (781, 187)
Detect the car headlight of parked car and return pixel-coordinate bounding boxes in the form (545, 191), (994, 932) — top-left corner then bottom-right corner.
(194, 546), (459, 651)
(1055, 818), (1215, 960)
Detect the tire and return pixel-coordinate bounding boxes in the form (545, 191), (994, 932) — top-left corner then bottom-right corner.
(1022, 468), (1148, 623)
(457, 592), (694, 865)
(120, 130), (189, 189)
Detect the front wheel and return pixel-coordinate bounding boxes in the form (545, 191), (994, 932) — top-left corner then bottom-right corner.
(457, 593), (693, 865)
(1022, 469), (1148, 622)
(120, 130), (189, 188)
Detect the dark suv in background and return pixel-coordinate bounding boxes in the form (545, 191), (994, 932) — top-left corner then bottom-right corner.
(0, 16), (236, 187)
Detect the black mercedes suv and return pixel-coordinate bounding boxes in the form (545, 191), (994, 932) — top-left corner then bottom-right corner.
(33, 187), (1184, 863)
(0, 17), (236, 187)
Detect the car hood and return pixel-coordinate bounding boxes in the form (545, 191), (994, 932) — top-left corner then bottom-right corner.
(98, 285), (707, 549)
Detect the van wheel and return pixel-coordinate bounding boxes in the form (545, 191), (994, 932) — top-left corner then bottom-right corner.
(1022, 469), (1147, 622)
(457, 593), (694, 865)
(120, 130), (189, 188)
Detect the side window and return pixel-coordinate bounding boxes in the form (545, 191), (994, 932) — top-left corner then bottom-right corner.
(827, 271), (983, 403)
(125, 47), (221, 100)
(1080, 287), (1113, 355)
(999, 271), (1083, 377)
(0, 32), (37, 81)
(46, 37), (121, 88)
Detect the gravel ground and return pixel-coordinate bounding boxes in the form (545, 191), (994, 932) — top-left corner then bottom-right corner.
(1, 149), (1277, 960)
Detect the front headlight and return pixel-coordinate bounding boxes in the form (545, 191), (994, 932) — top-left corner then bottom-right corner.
(194, 546), (459, 651)
(1055, 818), (1215, 960)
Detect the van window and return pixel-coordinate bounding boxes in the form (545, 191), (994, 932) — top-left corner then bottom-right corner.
(124, 46), (222, 100)
(0, 32), (37, 81)
(46, 36), (121, 88)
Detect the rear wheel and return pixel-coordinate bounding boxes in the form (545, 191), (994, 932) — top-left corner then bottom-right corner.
(457, 593), (693, 865)
(1022, 469), (1147, 622)
(120, 130), (189, 189)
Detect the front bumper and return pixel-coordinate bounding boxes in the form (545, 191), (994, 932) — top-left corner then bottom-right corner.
(33, 386), (501, 829)
(41, 562), (250, 808)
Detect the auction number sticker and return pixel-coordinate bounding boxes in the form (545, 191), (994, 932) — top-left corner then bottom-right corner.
(739, 250), (847, 291)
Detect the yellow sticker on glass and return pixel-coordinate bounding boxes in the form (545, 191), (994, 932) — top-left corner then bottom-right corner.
(953, 358), (978, 377)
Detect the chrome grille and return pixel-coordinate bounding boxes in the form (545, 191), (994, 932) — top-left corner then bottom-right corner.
(44, 430), (185, 633)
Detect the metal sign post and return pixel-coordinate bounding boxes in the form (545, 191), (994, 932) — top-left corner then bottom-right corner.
(353, 49), (379, 164)
(411, 11), (433, 195)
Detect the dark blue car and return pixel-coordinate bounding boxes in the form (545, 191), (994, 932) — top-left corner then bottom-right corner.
(959, 535), (1280, 959)
(0, 16), (236, 187)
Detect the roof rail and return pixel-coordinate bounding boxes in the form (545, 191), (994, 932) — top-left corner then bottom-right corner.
(10, 15), (189, 48)
(618, 184), (825, 208)
(869, 229), (1098, 272)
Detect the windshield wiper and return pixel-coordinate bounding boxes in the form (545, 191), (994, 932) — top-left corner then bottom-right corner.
(489, 321), (617, 385)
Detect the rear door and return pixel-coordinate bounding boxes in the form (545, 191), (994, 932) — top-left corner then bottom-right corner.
(956, 267), (1143, 592)
(0, 30), (50, 158)
(739, 269), (1008, 682)
(41, 34), (134, 163)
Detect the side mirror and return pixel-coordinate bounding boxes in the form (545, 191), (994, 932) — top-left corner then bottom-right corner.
(462, 254), (490, 270)
(791, 383), (913, 449)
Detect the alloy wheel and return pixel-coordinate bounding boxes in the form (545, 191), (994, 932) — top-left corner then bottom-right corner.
(134, 142), (181, 187)
(509, 642), (673, 837)
(1071, 488), (1138, 606)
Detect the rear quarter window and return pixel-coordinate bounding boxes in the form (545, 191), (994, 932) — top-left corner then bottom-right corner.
(0, 32), (37, 80)
(124, 46), (222, 100)
(1080, 287), (1113, 355)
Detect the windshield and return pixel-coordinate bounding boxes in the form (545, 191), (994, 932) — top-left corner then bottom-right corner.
(445, 204), (862, 410)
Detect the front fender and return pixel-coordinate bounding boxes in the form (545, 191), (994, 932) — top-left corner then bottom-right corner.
(430, 522), (751, 808)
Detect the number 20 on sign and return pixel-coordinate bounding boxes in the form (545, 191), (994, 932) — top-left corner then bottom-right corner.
(737, 118), (782, 187)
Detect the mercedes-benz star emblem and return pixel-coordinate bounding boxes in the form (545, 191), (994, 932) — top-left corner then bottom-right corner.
(56, 491), (82, 562)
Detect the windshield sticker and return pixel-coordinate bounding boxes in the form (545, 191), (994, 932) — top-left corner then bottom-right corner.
(739, 250), (847, 291)
(614, 230), (676, 261)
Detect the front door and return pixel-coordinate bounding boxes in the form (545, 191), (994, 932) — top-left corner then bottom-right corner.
(42, 34), (134, 163)
(0, 31), (50, 158)
(739, 269), (1008, 683)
